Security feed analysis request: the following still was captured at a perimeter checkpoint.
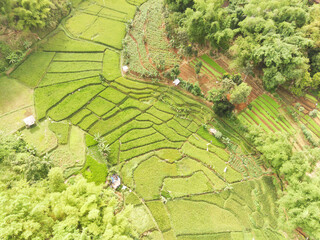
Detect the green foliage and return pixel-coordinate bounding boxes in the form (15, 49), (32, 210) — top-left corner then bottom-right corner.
(3, 0), (52, 30)
(165, 0), (194, 12)
(85, 134), (98, 147)
(213, 99), (235, 117)
(48, 121), (69, 144)
(230, 82), (252, 104)
(278, 176), (320, 240)
(102, 50), (121, 81)
(48, 85), (105, 121)
(280, 148), (320, 185)
(0, 172), (138, 239)
(80, 156), (108, 184)
(11, 51), (55, 88)
(0, 134), (52, 182)
(246, 127), (292, 172)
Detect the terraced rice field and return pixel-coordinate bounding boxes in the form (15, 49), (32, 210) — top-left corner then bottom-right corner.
(0, 0), (286, 239)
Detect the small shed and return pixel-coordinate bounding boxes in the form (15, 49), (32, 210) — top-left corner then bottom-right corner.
(122, 66), (129, 73)
(110, 174), (121, 189)
(23, 115), (36, 128)
(209, 128), (217, 135)
(173, 79), (180, 86)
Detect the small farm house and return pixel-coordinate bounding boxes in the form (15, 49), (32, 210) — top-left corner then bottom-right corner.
(23, 115), (36, 128)
(209, 128), (217, 135)
(173, 79), (180, 86)
(122, 66), (129, 73)
(110, 174), (121, 189)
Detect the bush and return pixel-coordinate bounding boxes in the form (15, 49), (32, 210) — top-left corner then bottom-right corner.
(212, 99), (235, 117)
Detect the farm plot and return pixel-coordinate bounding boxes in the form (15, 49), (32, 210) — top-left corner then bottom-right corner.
(238, 94), (295, 133)
(2, 0), (287, 238)
(65, 0), (136, 49)
(123, 0), (181, 76)
(190, 54), (227, 80)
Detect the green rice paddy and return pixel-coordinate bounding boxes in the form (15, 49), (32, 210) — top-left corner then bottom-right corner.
(0, 0), (290, 239)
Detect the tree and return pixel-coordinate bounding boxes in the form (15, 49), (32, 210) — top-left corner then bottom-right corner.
(195, 61), (202, 76)
(280, 148), (319, 185)
(165, 0), (194, 12)
(246, 128), (292, 172)
(212, 99), (235, 117)
(229, 82), (252, 104)
(0, 171), (138, 239)
(309, 109), (319, 118)
(278, 176), (320, 239)
(312, 72), (320, 89)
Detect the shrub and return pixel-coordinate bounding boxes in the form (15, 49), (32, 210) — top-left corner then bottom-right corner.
(309, 109), (319, 118)
(213, 99), (235, 117)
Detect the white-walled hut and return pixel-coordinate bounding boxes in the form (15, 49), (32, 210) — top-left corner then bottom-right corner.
(23, 115), (36, 128)
(173, 79), (180, 86)
(122, 65), (129, 74)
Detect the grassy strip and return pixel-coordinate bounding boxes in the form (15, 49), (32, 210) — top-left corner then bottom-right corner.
(78, 114), (100, 130)
(133, 156), (178, 199)
(261, 94), (280, 109)
(54, 52), (104, 61)
(177, 158), (226, 189)
(48, 84), (105, 121)
(119, 97), (150, 111)
(251, 104), (282, 132)
(89, 108), (141, 136)
(153, 124), (186, 142)
(85, 134), (98, 147)
(154, 100), (177, 115)
(188, 134), (229, 162)
(111, 81), (154, 95)
(163, 171), (214, 198)
(11, 52), (55, 88)
(116, 77), (158, 90)
(35, 77), (101, 119)
(39, 30), (106, 52)
(99, 87), (127, 104)
(196, 126), (225, 148)
(167, 119), (192, 138)
(187, 121), (200, 133)
(121, 132), (165, 151)
(166, 200), (241, 235)
(121, 127), (156, 143)
(145, 201), (172, 232)
(102, 49), (121, 80)
(305, 94), (318, 104)
(244, 110), (271, 132)
(48, 121), (70, 144)
(102, 107), (120, 120)
(120, 140), (183, 162)
(254, 100), (293, 132)
(104, 120), (153, 145)
(87, 97), (116, 116)
(200, 54), (227, 74)
(182, 142), (242, 183)
(39, 71), (101, 86)
(147, 107), (173, 122)
(70, 109), (91, 124)
(80, 155), (108, 184)
(81, 17), (126, 49)
(47, 61), (101, 72)
(136, 113), (162, 124)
